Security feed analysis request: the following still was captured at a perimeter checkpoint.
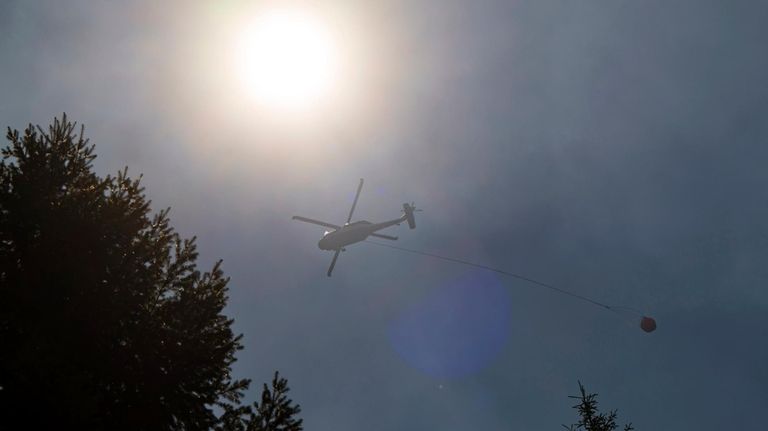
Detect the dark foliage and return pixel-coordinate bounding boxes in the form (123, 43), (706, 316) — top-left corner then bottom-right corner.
(564, 382), (634, 431)
(218, 372), (303, 431)
(0, 116), (301, 430)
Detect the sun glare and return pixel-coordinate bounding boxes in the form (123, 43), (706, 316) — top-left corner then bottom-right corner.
(235, 9), (339, 113)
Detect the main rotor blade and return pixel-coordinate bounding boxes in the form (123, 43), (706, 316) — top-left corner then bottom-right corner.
(292, 216), (341, 230)
(346, 178), (364, 224)
(327, 249), (341, 277)
(370, 232), (398, 241)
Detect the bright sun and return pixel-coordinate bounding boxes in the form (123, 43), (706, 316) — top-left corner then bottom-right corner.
(235, 9), (339, 112)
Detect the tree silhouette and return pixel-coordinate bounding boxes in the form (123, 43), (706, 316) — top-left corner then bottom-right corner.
(0, 116), (301, 430)
(218, 372), (303, 431)
(564, 382), (634, 431)
(249, 372), (303, 431)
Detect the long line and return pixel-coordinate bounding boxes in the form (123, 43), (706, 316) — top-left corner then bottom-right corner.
(364, 240), (616, 311)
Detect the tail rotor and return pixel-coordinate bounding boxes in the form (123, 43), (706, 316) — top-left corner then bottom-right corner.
(402, 202), (421, 229)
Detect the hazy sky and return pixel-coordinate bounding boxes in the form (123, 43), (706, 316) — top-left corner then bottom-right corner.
(3, 1), (768, 429)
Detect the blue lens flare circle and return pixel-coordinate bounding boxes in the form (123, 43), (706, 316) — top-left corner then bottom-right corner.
(387, 271), (511, 378)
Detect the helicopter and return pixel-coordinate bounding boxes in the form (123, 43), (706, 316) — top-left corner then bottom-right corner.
(292, 178), (419, 276)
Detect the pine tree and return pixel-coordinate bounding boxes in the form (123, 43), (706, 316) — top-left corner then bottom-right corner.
(217, 372), (303, 431)
(0, 116), (301, 430)
(564, 382), (634, 431)
(249, 372), (304, 431)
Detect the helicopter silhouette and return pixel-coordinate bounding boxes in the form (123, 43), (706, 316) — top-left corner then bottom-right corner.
(292, 179), (418, 276)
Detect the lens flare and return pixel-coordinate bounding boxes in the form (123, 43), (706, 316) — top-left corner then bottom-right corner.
(387, 271), (511, 378)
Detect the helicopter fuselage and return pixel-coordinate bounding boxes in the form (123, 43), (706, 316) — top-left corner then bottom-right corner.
(318, 217), (405, 250)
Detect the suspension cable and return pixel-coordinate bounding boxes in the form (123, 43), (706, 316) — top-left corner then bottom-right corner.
(364, 240), (616, 311)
